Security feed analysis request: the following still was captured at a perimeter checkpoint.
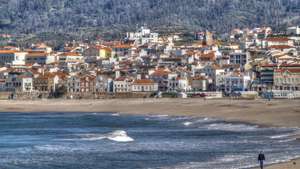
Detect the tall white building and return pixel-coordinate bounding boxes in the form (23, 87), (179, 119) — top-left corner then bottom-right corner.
(224, 73), (251, 93)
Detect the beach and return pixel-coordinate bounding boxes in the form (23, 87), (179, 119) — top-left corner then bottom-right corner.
(0, 98), (299, 169)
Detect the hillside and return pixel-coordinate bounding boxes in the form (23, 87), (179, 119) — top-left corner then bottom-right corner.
(0, 0), (300, 36)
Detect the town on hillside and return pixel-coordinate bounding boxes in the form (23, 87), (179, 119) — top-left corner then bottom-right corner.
(1, 26), (300, 100)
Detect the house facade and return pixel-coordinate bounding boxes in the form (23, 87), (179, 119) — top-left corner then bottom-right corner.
(274, 68), (300, 90)
(131, 79), (158, 92)
(0, 50), (27, 66)
(113, 78), (132, 93)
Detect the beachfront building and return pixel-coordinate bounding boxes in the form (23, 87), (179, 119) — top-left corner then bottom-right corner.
(177, 78), (191, 92)
(190, 76), (209, 91)
(215, 72), (226, 92)
(150, 68), (170, 92)
(131, 79), (158, 92)
(167, 73), (178, 92)
(224, 73), (251, 93)
(273, 68), (300, 91)
(255, 64), (275, 90)
(113, 77), (132, 93)
(5, 74), (22, 91)
(19, 76), (33, 92)
(95, 74), (113, 93)
(79, 74), (96, 93)
(33, 75), (49, 93)
(67, 75), (81, 93)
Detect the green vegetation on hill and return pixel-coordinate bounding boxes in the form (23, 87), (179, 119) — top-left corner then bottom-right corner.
(0, 0), (299, 38)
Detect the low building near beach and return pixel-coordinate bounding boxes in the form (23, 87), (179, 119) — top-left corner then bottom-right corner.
(274, 68), (300, 90)
(190, 76), (210, 91)
(224, 72), (251, 93)
(131, 79), (158, 93)
(113, 77), (133, 93)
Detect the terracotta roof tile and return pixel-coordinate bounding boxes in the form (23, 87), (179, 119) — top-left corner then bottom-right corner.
(268, 45), (294, 50)
(266, 37), (290, 42)
(0, 50), (18, 54)
(133, 79), (155, 85)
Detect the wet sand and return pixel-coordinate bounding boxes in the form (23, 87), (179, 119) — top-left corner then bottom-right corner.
(0, 98), (299, 169)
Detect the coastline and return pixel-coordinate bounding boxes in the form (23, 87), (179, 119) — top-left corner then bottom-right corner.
(0, 98), (299, 169)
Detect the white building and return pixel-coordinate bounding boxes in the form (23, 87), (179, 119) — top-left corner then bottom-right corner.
(126, 27), (159, 45)
(59, 52), (84, 64)
(67, 75), (81, 93)
(131, 79), (158, 92)
(113, 78), (132, 93)
(20, 76), (33, 92)
(229, 52), (249, 68)
(214, 70), (226, 91)
(190, 76), (209, 91)
(59, 52), (84, 71)
(287, 26), (300, 35)
(95, 74), (113, 93)
(177, 78), (190, 92)
(167, 73), (178, 92)
(224, 73), (251, 93)
(0, 50), (27, 66)
(263, 37), (294, 48)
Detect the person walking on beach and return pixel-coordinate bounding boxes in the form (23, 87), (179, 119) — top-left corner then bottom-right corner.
(258, 152), (266, 169)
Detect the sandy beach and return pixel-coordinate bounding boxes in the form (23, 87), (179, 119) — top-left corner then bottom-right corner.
(0, 98), (299, 169)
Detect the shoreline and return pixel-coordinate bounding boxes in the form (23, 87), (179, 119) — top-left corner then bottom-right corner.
(0, 98), (300, 169)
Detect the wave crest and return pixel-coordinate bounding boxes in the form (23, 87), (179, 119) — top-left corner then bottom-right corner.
(79, 130), (134, 143)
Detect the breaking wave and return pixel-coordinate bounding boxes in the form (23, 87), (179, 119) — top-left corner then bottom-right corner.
(79, 130), (134, 143)
(270, 133), (294, 139)
(182, 118), (216, 126)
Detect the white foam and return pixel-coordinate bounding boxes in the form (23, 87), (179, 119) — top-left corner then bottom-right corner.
(111, 113), (120, 116)
(79, 130), (134, 143)
(278, 138), (297, 143)
(34, 145), (72, 152)
(196, 117), (218, 123)
(150, 115), (169, 118)
(270, 131), (299, 139)
(107, 130), (134, 142)
(183, 122), (193, 126)
(170, 116), (191, 121)
(79, 134), (106, 141)
(203, 117), (211, 121)
(218, 155), (247, 162)
(182, 118), (216, 127)
(206, 123), (258, 132)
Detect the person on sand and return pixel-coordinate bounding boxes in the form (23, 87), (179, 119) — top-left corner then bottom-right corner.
(258, 151), (266, 169)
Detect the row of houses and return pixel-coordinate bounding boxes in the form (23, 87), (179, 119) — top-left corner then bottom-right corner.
(0, 26), (300, 99)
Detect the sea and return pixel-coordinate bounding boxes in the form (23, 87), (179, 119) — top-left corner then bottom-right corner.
(0, 112), (299, 169)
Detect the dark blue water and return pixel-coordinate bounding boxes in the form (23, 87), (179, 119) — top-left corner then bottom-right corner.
(0, 112), (299, 169)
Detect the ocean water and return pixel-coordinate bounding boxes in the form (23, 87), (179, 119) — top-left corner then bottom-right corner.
(0, 113), (299, 169)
